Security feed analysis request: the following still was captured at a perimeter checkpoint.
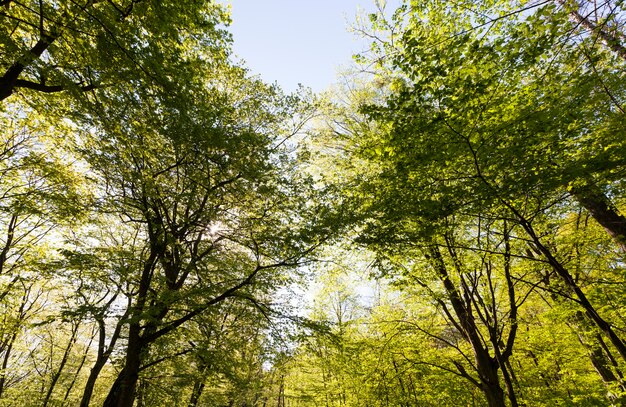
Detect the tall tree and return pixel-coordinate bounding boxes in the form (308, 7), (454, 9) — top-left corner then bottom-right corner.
(346, 0), (626, 364)
(71, 58), (324, 406)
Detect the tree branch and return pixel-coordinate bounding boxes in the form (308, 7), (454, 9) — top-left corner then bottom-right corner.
(14, 79), (97, 93)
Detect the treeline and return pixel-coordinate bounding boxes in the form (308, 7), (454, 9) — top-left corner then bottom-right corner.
(0, 0), (625, 406)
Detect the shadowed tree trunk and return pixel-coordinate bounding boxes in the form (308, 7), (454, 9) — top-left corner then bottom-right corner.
(426, 245), (509, 407)
(42, 322), (79, 407)
(79, 301), (127, 407)
(570, 312), (626, 405)
(188, 362), (210, 407)
(0, 285), (31, 399)
(0, 35), (56, 102)
(188, 379), (207, 407)
(572, 184), (626, 252)
(556, 0), (626, 252)
(517, 216), (626, 362)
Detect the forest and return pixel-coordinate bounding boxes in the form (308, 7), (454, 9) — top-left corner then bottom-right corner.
(0, 0), (625, 406)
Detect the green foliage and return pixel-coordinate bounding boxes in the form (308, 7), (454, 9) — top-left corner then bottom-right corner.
(283, 1), (626, 406)
(0, 0), (625, 405)
(0, 0), (231, 103)
(355, 0), (626, 243)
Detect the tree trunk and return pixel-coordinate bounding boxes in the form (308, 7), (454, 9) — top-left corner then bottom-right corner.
(80, 357), (112, 407)
(572, 184), (626, 252)
(588, 343), (621, 384)
(519, 219), (626, 362)
(135, 379), (147, 407)
(188, 363), (210, 407)
(555, 0), (626, 252)
(42, 323), (79, 407)
(102, 247), (160, 407)
(569, 312), (626, 405)
(392, 359), (409, 407)
(102, 367), (127, 407)
(483, 383), (507, 407)
(498, 358), (518, 407)
(0, 330), (17, 399)
(65, 328), (94, 404)
(188, 380), (206, 407)
(0, 288), (28, 399)
(80, 316), (124, 407)
(103, 323), (143, 407)
(556, 0), (626, 61)
(475, 349), (507, 407)
(0, 35), (56, 101)
(427, 245), (508, 407)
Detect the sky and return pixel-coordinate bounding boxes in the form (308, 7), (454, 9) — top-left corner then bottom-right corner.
(221, 1), (400, 93)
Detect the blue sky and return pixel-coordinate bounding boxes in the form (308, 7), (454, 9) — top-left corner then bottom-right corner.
(222, 1), (400, 92)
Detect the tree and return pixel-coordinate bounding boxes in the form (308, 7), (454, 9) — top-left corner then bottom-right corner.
(0, 1), (336, 404)
(0, 0), (230, 102)
(348, 0), (626, 365)
(286, 1), (626, 404)
(65, 53), (324, 405)
(0, 108), (89, 404)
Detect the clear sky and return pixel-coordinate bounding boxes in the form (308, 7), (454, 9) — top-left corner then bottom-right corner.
(221, 1), (400, 92)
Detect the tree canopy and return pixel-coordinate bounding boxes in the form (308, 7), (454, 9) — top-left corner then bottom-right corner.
(0, 0), (625, 406)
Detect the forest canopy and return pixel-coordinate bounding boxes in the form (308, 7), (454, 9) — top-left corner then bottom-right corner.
(0, 0), (625, 406)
